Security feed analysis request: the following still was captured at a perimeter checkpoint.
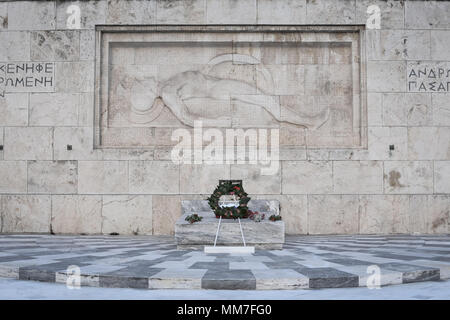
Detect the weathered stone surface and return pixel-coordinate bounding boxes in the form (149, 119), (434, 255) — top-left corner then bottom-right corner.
(333, 161), (383, 194)
(152, 195), (183, 235)
(367, 93), (383, 126)
(408, 127), (450, 160)
(0, 93), (28, 126)
(80, 31), (95, 61)
(8, 1), (55, 30)
(29, 93), (78, 126)
(0, 2), (7, 30)
(149, 269), (207, 290)
(367, 61), (405, 92)
(434, 161), (450, 194)
(279, 147), (307, 161)
(231, 164), (280, 194)
(304, 64), (353, 95)
(257, 0), (306, 24)
(1, 195), (51, 233)
(107, 0), (156, 24)
(431, 31), (450, 60)
(409, 195), (429, 234)
(27, 161), (77, 194)
(78, 93), (94, 126)
(278, 195), (307, 235)
(410, 195), (450, 234)
(308, 195), (359, 234)
(31, 31), (80, 61)
(384, 161), (433, 194)
(1, 0), (449, 237)
(282, 161), (332, 194)
(327, 149), (370, 161)
(206, 0), (256, 24)
(279, 124), (306, 147)
(405, 1), (450, 29)
(360, 195), (410, 234)
(0, 128), (3, 160)
(56, 62), (94, 93)
(175, 211), (284, 249)
(101, 149), (154, 161)
(366, 30), (431, 61)
(382, 93), (432, 126)
(56, 0), (107, 29)
(98, 28), (363, 149)
(355, 0), (404, 29)
(156, 0), (205, 24)
(51, 195), (102, 234)
(0, 32), (30, 61)
(427, 195), (450, 234)
(181, 199), (212, 214)
(368, 127), (408, 160)
(180, 164), (230, 194)
(4, 127), (53, 160)
(0, 161), (27, 193)
(306, 0), (355, 24)
(53, 127), (100, 161)
(432, 94), (450, 126)
(258, 65), (305, 95)
(102, 195), (152, 235)
(129, 161), (179, 194)
(78, 161), (128, 194)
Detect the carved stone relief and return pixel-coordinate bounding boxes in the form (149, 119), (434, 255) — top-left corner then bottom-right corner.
(95, 26), (366, 149)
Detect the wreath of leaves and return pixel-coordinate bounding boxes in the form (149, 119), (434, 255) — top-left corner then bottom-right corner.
(207, 181), (251, 219)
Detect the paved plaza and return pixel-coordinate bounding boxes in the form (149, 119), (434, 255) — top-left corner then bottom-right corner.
(1, 277), (449, 300)
(0, 234), (449, 290)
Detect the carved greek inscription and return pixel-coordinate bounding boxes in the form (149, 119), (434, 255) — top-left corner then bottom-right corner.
(0, 62), (55, 93)
(407, 62), (450, 92)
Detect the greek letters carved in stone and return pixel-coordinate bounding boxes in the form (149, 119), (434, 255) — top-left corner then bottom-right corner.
(407, 65), (450, 92)
(0, 62), (55, 92)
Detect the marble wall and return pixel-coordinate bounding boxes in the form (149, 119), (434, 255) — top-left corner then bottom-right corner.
(0, 0), (449, 236)
(98, 28), (362, 149)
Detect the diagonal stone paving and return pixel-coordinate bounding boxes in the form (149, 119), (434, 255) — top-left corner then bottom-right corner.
(0, 234), (449, 290)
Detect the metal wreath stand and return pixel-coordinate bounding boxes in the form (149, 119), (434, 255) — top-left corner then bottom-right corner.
(204, 189), (255, 254)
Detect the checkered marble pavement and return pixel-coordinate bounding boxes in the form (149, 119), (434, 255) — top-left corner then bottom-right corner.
(0, 234), (449, 290)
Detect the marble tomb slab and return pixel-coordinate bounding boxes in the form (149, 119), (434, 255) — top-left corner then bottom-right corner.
(175, 200), (284, 250)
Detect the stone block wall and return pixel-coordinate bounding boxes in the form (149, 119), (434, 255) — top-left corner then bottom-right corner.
(0, 0), (449, 235)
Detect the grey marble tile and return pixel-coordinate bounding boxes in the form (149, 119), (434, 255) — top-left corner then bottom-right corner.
(189, 262), (229, 270)
(19, 267), (55, 282)
(0, 255), (34, 263)
(202, 270), (256, 290)
(379, 263), (440, 283)
(375, 253), (428, 261)
(326, 258), (374, 266)
(264, 261), (306, 269)
(431, 256), (450, 262)
(99, 275), (149, 289)
(296, 267), (359, 289)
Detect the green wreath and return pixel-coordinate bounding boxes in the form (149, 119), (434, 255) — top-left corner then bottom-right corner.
(207, 181), (251, 219)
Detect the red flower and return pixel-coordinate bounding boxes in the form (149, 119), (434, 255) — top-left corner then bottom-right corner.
(234, 186), (240, 190)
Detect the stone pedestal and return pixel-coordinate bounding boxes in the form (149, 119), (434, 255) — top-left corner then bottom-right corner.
(175, 200), (285, 250)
